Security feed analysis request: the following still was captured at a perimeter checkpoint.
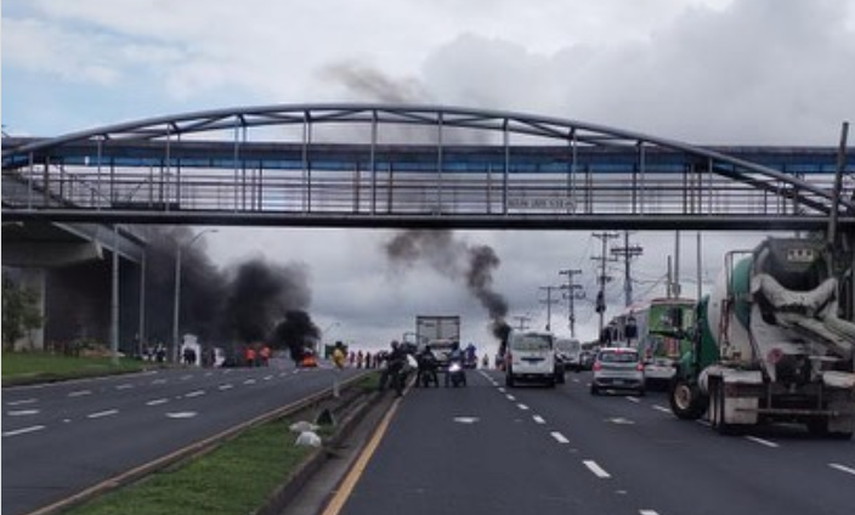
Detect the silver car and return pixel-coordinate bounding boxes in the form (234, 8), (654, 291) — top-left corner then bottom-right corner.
(590, 347), (645, 396)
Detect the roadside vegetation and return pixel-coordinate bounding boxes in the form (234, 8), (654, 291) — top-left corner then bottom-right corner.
(2, 351), (146, 385)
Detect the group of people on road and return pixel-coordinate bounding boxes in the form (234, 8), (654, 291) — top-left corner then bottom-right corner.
(243, 344), (272, 367)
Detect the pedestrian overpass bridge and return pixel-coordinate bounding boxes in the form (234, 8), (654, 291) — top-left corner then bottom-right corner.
(3, 103), (853, 232)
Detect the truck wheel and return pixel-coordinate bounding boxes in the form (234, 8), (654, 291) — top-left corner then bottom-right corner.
(669, 379), (708, 420)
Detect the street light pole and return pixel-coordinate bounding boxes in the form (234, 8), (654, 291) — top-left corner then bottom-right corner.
(172, 229), (218, 361)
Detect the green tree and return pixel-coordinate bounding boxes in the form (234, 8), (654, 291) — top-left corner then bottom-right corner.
(2, 273), (44, 351)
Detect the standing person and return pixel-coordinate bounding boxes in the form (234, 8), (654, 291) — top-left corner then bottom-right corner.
(245, 346), (256, 367)
(260, 345), (271, 367)
(380, 340), (408, 396)
(332, 341), (346, 398)
(332, 341), (347, 369)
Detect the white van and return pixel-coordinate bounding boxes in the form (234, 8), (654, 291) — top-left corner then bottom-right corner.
(505, 330), (557, 387)
(555, 337), (582, 372)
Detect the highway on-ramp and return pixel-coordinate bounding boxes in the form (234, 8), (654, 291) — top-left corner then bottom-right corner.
(2, 362), (362, 515)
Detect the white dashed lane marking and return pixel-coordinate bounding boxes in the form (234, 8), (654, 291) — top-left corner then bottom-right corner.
(551, 431), (570, 444)
(517, 404), (530, 411)
(583, 460), (612, 478)
(533, 415), (546, 424)
(744, 436), (779, 448)
(830, 463), (855, 476)
(3, 425), (46, 438)
(652, 405), (671, 414)
(68, 390), (92, 398)
(185, 390), (206, 398)
(218, 384), (234, 391)
(7, 409), (40, 416)
(7, 398), (38, 406)
(87, 409), (119, 419)
(146, 399), (169, 406)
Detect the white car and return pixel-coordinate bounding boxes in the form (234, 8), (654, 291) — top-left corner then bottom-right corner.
(590, 347), (645, 396)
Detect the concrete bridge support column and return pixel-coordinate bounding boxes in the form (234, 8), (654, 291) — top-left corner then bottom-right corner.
(12, 268), (47, 351)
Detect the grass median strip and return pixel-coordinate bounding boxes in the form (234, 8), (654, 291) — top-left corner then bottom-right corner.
(65, 417), (319, 515)
(64, 372), (380, 515)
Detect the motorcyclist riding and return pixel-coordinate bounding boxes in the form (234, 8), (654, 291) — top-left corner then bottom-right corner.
(416, 345), (439, 387)
(380, 340), (409, 397)
(445, 341), (467, 387)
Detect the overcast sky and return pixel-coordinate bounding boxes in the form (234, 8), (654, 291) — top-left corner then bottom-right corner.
(3, 0), (855, 354)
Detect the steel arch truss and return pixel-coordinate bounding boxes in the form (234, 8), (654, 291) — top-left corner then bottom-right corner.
(2, 103), (852, 230)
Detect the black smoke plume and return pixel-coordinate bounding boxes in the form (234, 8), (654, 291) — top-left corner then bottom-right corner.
(385, 229), (509, 341)
(140, 226), (226, 346)
(223, 258), (312, 347)
(270, 310), (320, 362)
(134, 228), (316, 356)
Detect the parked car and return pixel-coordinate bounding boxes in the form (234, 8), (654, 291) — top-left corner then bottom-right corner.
(590, 347), (645, 396)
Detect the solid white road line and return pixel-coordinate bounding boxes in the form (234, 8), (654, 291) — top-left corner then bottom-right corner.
(146, 399), (169, 406)
(68, 390), (93, 398)
(583, 460), (612, 478)
(551, 431), (570, 444)
(744, 436), (779, 448)
(533, 415), (546, 424)
(829, 463), (855, 476)
(3, 425), (46, 437)
(87, 409), (119, 419)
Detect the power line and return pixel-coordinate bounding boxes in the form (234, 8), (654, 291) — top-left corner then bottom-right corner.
(558, 268), (584, 337)
(538, 285), (563, 332)
(610, 231), (644, 307)
(592, 232), (620, 338)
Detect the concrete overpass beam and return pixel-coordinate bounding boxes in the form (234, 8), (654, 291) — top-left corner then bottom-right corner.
(2, 242), (104, 268)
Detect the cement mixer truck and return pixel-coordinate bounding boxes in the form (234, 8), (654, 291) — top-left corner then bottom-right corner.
(669, 237), (855, 438)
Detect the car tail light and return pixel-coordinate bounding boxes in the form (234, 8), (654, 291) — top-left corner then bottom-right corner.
(636, 363), (645, 372)
(592, 362), (602, 371)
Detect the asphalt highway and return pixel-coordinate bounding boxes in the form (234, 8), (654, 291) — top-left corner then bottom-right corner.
(328, 369), (855, 515)
(1, 361), (362, 515)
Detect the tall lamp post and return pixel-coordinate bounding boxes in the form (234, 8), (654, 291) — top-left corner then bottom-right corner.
(172, 229), (218, 361)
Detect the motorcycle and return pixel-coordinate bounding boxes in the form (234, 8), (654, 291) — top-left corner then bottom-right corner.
(446, 359), (467, 387)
